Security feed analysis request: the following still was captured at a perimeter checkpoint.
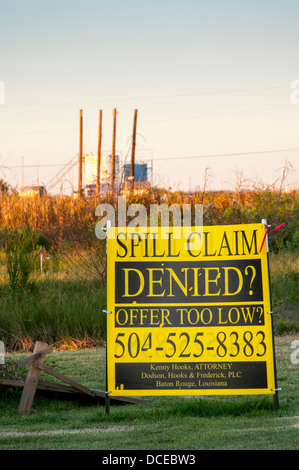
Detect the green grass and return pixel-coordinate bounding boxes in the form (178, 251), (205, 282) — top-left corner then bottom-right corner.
(0, 275), (107, 350)
(0, 335), (298, 450)
(0, 250), (298, 450)
(270, 252), (299, 334)
(0, 251), (298, 351)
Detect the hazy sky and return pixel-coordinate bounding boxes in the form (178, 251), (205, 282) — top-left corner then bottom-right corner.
(0, 0), (298, 192)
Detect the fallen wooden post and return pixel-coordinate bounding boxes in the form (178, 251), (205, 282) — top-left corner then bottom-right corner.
(33, 361), (95, 397)
(18, 341), (49, 415)
(0, 341), (142, 414)
(18, 344), (53, 368)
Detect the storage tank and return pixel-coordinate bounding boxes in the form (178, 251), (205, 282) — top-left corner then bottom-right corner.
(124, 163), (147, 182)
(84, 153), (120, 197)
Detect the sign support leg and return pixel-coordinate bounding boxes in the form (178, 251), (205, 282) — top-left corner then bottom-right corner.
(104, 302), (110, 416)
(262, 219), (280, 410)
(273, 391), (279, 410)
(105, 392), (110, 416)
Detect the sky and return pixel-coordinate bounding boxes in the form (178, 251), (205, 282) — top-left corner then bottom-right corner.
(0, 0), (298, 193)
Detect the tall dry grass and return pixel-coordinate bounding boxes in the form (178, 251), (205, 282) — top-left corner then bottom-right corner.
(0, 186), (298, 350)
(0, 185), (298, 251)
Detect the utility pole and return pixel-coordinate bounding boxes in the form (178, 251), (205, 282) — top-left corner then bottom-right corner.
(78, 109), (83, 196)
(110, 108), (117, 200)
(97, 109), (102, 198)
(130, 109), (138, 197)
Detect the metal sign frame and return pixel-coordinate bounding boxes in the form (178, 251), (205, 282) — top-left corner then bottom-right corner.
(106, 222), (279, 407)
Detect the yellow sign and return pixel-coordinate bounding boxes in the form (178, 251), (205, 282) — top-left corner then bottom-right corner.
(106, 224), (276, 396)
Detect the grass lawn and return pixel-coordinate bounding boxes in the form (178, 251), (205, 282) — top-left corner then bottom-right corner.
(0, 334), (298, 451)
(0, 250), (298, 451)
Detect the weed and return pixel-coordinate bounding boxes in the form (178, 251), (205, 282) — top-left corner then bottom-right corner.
(5, 229), (38, 295)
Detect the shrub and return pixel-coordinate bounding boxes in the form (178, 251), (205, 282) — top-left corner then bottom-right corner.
(5, 229), (38, 294)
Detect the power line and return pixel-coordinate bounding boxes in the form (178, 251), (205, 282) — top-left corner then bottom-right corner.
(154, 148), (299, 161)
(5, 163), (71, 168)
(1, 102), (295, 138)
(2, 147), (299, 170)
(1, 84), (289, 109)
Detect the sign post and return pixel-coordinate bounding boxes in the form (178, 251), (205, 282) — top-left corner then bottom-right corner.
(106, 223), (278, 405)
(261, 219), (280, 409)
